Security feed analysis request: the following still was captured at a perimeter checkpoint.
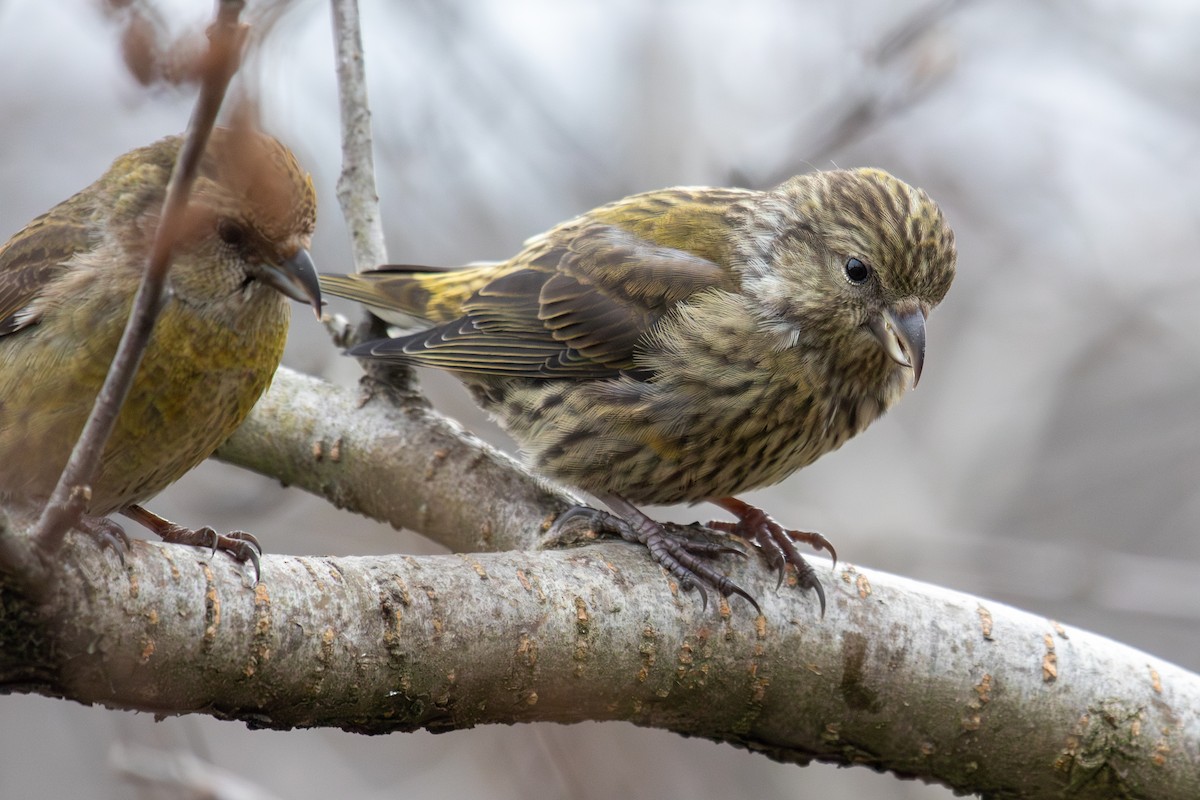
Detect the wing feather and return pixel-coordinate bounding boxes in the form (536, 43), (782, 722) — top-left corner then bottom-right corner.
(343, 219), (738, 380)
(0, 196), (96, 336)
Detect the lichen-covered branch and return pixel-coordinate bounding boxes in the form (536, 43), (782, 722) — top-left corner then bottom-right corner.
(1, 513), (1196, 800)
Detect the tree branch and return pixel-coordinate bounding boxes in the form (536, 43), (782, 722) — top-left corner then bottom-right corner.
(215, 367), (575, 554)
(2, 506), (1196, 799)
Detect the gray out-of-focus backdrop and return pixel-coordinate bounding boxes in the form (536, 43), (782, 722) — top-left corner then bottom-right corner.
(3, 1), (1198, 798)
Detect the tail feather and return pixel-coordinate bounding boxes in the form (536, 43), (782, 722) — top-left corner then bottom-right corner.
(319, 263), (508, 326)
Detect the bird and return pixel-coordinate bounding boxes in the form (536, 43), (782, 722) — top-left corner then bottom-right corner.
(320, 167), (956, 611)
(0, 127), (321, 574)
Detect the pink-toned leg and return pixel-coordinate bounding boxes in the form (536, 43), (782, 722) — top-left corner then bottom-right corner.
(121, 504), (262, 581)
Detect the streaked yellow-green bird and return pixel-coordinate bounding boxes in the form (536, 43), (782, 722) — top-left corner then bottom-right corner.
(322, 168), (956, 611)
(0, 128), (321, 570)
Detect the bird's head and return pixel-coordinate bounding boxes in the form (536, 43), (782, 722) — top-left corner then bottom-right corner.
(733, 167), (956, 390)
(110, 127), (321, 318)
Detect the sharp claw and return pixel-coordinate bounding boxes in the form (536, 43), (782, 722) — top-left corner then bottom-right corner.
(75, 516), (131, 563)
(245, 547), (262, 584)
(555, 506), (595, 527)
(794, 530), (837, 562)
(121, 506), (265, 579)
(225, 530), (263, 556)
(552, 505), (636, 542)
(825, 539), (838, 567)
(98, 530), (129, 562)
(724, 580), (762, 615)
(587, 495), (764, 613)
(101, 532), (128, 565)
(709, 497), (833, 612)
(203, 527), (220, 559)
(788, 554), (827, 616)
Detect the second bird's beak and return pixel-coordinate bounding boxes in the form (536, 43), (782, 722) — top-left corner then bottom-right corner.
(260, 248), (323, 318)
(868, 302), (927, 388)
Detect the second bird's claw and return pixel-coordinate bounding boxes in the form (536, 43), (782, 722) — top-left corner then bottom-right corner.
(641, 526), (761, 614)
(554, 505), (760, 613)
(552, 505), (618, 537)
(708, 509), (833, 615)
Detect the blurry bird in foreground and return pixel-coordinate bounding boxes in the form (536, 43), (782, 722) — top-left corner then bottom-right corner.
(322, 168), (955, 611)
(0, 128), (321, 574)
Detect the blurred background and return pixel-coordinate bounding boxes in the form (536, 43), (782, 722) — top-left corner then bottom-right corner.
(2, 0), (1199, 797)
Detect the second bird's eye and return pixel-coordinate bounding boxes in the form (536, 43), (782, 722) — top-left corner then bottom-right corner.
(844, 257), (870, 284)
(218, 220), (248, 248)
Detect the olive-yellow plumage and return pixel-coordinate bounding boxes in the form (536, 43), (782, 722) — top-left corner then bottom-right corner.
(322, 168), (956, 610)
(0, 128), (320, 558)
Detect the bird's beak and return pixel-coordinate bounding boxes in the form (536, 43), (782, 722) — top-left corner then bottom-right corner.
(260, 248), (322, 318)
(868, 302), (926, 388)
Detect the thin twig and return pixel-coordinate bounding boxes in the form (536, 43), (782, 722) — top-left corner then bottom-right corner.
(331, 0), (387, 273)
(33, 0), (249, 554)
(329, 0), (413, 386)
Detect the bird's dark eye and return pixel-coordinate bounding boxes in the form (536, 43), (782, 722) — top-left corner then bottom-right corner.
(218, 220), (248, 248)
(844, 257), (871, 284)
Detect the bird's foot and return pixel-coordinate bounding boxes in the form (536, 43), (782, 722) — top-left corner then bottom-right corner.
(76, 515), (132, 562)
(709, 496), (834, 615)
(558, 501), (760, 613)
(121, 504), (262, 581)
(556, 506), (746, 557)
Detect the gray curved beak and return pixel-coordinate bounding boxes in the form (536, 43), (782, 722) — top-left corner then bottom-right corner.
(260, 247), (322, 318)
(868, 303), (927, 387)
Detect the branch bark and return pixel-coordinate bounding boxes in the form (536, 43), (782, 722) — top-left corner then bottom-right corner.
(215, 367), (574, 554)
(2, 503), (1196, 800)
